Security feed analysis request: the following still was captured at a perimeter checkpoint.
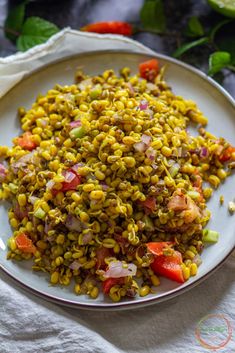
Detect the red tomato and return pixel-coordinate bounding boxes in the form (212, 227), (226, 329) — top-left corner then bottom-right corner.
(102, 278), (125, 294)
(61, 173), (81, 192)
(15, 233), (36, 254)
(147, 242), (174, 256)
(16, 132), (37, 151)
(167, 194), (188, 212)
(95, 246), (112, 270)
(139, 59), (159, 82)
(139, 197), (156, 212)
(151, 250), (185, 283)
(81, 21), (133, 36)
(51, 170), (81, 196)
(219, 146), (235, 162)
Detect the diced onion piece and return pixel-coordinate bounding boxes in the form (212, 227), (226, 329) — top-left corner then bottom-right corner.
(100, 181), (109, 191)
(139, 100), (148, 111)
(200, 147), (209, 158)
(192, 254), (202, 266)
(65, 214), (82, 232)
(44, 220), (52, 235)
(146, 82), (157, 90)
(11, 152), (39, 173)
(69, 120), (82, 128)
(146, 108), (154, 119)
(133, 142), (146, 153)
(141, 134), (152, 145)
(77, 78), (93, 90)
(69, 260), (82, 270)
(46, 180), (55, 190)
(28, 195), (39, 205)
(0, 163), (7, 181)
(71, 163), (84, 174)
(82, 231), (93, 244)
(63, 170), (76, 183)
(152, 163), (157, 170)
(103, 260), (137, 278)
(146, 147), (156, 161)
(126, 82), (135, 95)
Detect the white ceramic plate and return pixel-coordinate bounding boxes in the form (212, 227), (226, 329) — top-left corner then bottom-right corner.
(0, 51), (235, 310)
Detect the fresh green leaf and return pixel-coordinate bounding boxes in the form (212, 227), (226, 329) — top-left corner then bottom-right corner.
(185, 16), (204, 37)
(140, 0), (166, 33)
(208, 51), (231, 75)
(16, 16), (59, 52)
(216, 37), (235, 63)
(4, 2), (26, 42)
(173, 37), (208, 58)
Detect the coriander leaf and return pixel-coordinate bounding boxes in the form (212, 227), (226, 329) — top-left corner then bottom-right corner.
(140, 0), (166, 33)
(4, 2), (26, 42)
(208, 51), (231, 75)
(173, 37), (208, 58)
(185, 16), (204, 37)
(16, 17), (59, 52)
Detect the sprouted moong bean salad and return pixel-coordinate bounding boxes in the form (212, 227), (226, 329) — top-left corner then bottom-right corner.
(0, 58), (234, 302)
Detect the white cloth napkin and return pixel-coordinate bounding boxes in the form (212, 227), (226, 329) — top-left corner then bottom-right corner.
(0, 30), (234, 353)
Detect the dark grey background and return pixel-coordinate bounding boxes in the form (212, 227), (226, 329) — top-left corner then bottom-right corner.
(0, 0), (234, 97)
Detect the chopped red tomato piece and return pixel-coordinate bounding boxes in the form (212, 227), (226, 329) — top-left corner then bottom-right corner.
(95, 246), (112, 270)
(147, 242), (174, 256)
(16, 132), (37, 151)
(139, 59), (159, 82)
(151, 250), (185, 283)
(81, 21), (132, 36)
(167, 193), (188, 212)
(102, 278), (125, 294)
(56, 169), (82, 192)
(61, 173), (81, 192)
(139, 197), (156, 212)
(15, 233), (36, 254)
(219, 146), (235, 162)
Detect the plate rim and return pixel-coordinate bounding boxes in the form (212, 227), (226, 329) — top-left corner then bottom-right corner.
(1, 245), (234, 311)
(0, 49), (235, 311)
(1, 49), (235, 105)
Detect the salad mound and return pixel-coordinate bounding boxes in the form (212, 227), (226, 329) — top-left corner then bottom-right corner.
(0, 58), (234, 302)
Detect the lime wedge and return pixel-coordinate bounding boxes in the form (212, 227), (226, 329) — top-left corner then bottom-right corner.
(208, 0), (235, 18)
